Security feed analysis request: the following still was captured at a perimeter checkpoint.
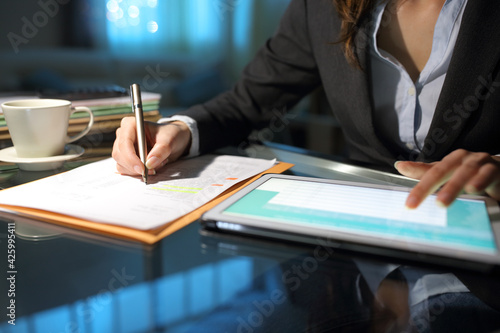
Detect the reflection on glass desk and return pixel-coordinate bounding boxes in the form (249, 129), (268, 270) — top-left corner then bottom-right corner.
(1, 142), (500, 333)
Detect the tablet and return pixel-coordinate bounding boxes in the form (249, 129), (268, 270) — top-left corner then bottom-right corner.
(202, 174), (500, 270)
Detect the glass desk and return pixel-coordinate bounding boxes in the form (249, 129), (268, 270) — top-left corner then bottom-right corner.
(1, 143), (500, 333)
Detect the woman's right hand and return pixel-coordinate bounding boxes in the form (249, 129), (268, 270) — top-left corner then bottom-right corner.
(112, 117), (192, 176)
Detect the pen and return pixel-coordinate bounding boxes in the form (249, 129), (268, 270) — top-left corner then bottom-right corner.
(130, 83), (148, 184)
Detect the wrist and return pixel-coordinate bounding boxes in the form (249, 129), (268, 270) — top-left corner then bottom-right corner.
(158, 115), (199, 157)
(171, 121), (192, 156)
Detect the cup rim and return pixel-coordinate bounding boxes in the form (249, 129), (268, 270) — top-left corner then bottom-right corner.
(1, 99), (71, 109)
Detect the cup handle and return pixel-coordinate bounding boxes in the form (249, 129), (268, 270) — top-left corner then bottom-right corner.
(66, 106), (95, 143)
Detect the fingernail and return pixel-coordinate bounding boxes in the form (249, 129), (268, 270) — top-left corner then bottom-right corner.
(146, 156), (160, 169)
(133, 165), (143, 175)
(465, 184), (479, 194)
(394, 161), (401, 170)
(436, 200), (447, 208)
(437, 192), (451, 207)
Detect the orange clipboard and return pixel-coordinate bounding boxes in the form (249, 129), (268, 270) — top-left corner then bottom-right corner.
(0, 161), (293, 244)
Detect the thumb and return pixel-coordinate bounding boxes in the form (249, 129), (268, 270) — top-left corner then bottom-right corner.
(146, 142), (171, 170)
(394, 161), (436, 180)
(141, 123), (172, 171)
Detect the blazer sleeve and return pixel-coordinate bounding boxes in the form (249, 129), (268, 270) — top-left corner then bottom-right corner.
(175, 0), (322, 154)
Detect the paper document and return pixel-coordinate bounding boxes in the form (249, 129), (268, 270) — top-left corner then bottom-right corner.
(0, 155), (275, 230)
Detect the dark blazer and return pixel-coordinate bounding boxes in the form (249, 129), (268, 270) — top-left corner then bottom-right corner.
(178, 0), (500, 167)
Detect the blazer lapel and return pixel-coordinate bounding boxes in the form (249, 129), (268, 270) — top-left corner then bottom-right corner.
(419, 1), (500, 161)
(347, 22), (399, 164)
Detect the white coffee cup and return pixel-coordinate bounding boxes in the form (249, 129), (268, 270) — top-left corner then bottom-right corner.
(1, 99), (94, 158)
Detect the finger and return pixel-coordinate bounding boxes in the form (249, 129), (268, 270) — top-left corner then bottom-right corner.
(394, 161), (435, 180)
(485, 181), (500, 202)
(112, 117), (144, 175)
(146, 142), (172, 170)
(406, 169), (452, 209)
(160, 122), (191, 161)
(434, 154), (490, 206)
(115, 161), (137, 175)
(405, 151), (467, 209)
(113, 133), (141, 174)
(465, 162), (500, 194)
(144, 124), (175, 170)
(145, 122), (191, 170)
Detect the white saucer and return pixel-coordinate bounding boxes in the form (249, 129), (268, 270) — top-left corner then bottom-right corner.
(0, 144), (84, 171)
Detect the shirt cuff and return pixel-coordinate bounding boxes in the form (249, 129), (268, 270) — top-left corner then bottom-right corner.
(157, 115), (200, 158)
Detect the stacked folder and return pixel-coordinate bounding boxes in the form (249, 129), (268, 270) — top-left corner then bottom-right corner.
(0, 91), (162, 141)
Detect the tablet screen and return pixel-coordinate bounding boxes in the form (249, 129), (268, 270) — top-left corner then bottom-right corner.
(221, 178), (498, 254)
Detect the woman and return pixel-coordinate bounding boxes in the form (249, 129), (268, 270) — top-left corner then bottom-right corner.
(112, 0), (500, 209)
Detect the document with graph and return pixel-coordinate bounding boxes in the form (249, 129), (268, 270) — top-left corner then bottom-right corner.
(0, 155), (277, 230)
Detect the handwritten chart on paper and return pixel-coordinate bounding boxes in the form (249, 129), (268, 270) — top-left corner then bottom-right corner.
(0, 155), (275, 230)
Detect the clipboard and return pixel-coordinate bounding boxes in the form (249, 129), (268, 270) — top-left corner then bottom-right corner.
(0, 161), (293, 244)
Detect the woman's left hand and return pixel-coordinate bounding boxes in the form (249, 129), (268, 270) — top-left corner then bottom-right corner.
(395, 149), (500, 209)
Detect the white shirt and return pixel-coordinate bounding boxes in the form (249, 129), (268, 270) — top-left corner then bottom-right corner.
(370, 0), (468, 153)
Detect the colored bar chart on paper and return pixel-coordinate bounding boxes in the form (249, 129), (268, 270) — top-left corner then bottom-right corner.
(0, 155), (276, 230)
(151, 185), (203, 193)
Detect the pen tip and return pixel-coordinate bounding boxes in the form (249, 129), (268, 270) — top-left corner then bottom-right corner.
(143, 165), (149, 184)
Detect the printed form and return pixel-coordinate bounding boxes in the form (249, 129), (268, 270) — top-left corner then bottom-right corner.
(0, 155), (275, 230)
